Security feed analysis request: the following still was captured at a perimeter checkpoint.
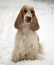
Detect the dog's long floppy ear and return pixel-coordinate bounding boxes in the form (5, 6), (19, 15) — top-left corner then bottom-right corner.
(30, 15), (40, 31)
(14, 10), (23, 30)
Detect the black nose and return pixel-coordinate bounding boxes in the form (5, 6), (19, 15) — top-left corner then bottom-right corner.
(27, 16), (31, 21)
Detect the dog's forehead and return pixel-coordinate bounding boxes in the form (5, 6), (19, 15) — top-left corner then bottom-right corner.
(22, 5), (34, 10)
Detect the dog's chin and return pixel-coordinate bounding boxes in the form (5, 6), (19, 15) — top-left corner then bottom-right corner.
(24, 19), (31, 25)
(26, 20), (31, 24)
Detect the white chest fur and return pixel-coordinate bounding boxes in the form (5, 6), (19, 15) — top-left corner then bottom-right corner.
(15, 24), (39, 54)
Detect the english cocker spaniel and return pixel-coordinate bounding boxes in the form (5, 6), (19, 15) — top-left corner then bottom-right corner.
(12, 5), (43, 62)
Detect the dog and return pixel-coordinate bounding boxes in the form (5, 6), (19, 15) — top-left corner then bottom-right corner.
(12, 5), (43, 62)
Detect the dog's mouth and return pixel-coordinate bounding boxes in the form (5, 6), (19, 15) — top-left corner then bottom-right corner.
(26, 20), (31, 24)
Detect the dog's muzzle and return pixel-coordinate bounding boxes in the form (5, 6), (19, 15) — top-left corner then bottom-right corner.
(24, 12), (32, 24)
(26, 16), (31, 22)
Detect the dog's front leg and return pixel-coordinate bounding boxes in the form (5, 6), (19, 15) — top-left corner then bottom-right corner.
(12, 49), (20, 63)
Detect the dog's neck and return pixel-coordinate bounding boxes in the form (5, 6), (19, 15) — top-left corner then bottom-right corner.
(21, 22), (30, 34)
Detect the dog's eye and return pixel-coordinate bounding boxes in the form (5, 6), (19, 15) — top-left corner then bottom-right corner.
(31, 10), (35, 16)
(24, 9), (27, 13)
(31, 10), (34, 14)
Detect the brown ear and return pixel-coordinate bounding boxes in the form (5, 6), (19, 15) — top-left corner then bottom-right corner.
(14, 11), (23, 30)
(30, 15), (39, 31)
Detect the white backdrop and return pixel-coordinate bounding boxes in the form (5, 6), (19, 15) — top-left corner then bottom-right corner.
(0, 0), (54, 65)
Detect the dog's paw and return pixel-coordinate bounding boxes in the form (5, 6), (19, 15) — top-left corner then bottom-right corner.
(37, 54), (44, 60)
(12, 57), (19, 63)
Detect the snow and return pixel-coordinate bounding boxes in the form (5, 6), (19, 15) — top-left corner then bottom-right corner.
(0, 0), (54, 65)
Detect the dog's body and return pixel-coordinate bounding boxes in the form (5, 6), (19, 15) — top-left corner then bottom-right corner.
(12, 5), (43, 62)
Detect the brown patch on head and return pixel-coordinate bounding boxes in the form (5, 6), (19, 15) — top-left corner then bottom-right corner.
(21, 5), (35, 17)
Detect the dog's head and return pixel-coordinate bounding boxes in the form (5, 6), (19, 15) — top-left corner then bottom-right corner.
(14, 5), (40, 31)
